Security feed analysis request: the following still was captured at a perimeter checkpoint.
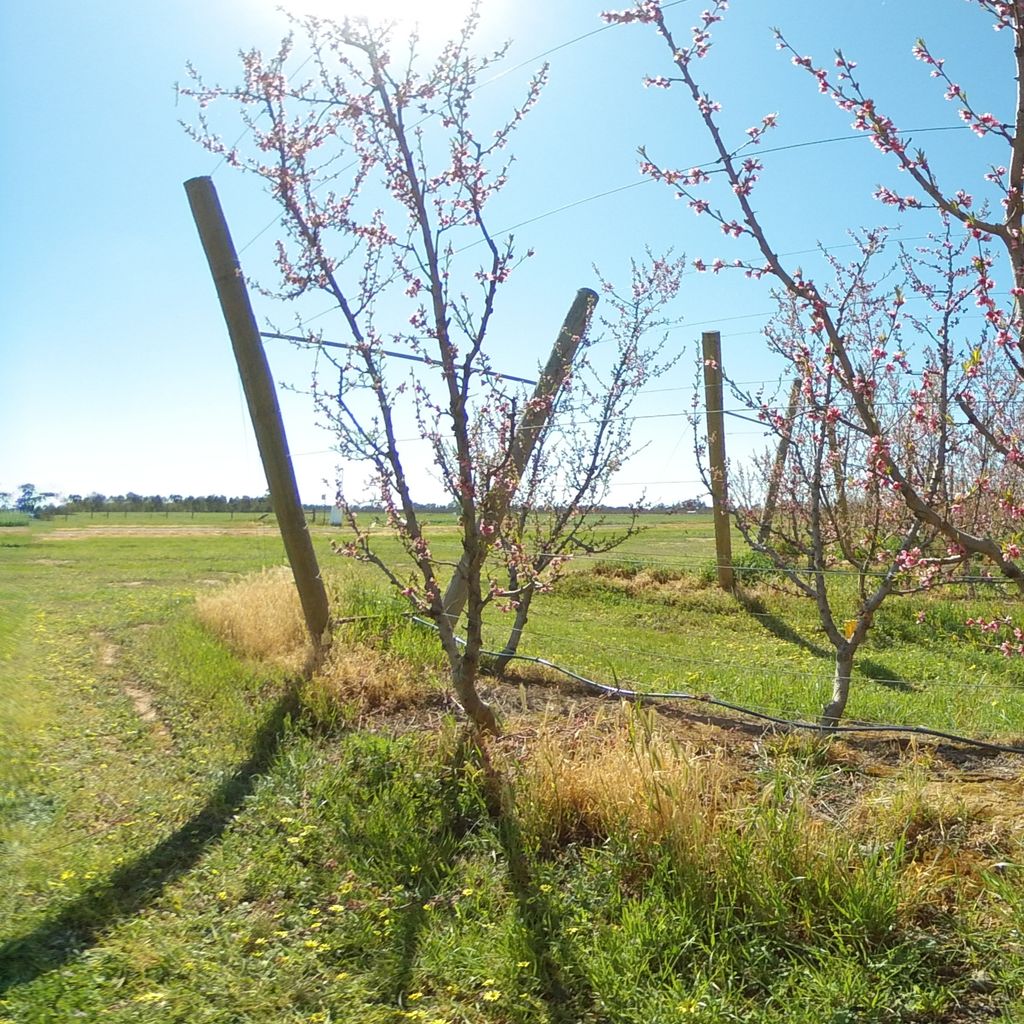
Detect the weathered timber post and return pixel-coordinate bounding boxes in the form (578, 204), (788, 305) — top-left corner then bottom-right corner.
(757, 376), (802, 546)
(442, 287), (598, 622)
(184, 175), (330, 651)
(701, 330), (734, 592)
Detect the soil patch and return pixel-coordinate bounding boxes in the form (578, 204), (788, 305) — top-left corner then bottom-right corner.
(97, 639), (174, 748)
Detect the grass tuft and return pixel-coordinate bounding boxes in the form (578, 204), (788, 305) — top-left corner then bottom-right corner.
(509, 705), (736, 853)
(305, 642), (441, 726)
(194, 567), (308, 673)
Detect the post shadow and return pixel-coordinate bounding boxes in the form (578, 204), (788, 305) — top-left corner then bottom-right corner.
(735, 590), (830, 659)
(0, 688), (299, 994)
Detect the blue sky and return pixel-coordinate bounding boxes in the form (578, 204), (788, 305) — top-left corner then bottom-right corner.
(0, 0), (1009, 506)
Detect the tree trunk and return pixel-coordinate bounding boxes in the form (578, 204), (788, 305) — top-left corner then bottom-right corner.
(820, 648), (853, 728)
(452, 658), (499, 734)
(758, 376), (801, 546)
(442, 288), (597, 623)
(491, 587), (535, 675)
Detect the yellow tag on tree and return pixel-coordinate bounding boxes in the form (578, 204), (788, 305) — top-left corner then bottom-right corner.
(843, 619), (857, 640)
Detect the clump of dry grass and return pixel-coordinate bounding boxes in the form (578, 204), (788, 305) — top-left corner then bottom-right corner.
(502, 705), (990, 935)
(195, 567), (308, 673)
(198, 569), (445, 721)
(508, 705), (739, 855)
(848, 766), (970, 850)
(307, 641), (439, 719)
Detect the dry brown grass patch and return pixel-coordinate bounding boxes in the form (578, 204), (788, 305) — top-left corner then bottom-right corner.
(849, 768), (969, 848)
(843, 757), (1024, 850)
(505, 705), (741, 853)
(842, 764), (1024, 899)
(309, 641), (440, 717)
(195, 567), (308, 672)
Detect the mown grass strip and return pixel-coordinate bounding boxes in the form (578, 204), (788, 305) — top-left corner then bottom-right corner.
(2, 522), (1024, 1023)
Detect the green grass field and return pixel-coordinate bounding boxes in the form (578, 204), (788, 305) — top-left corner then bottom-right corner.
(3, 516), (1024, 1022)
(312, 510), (1024, 739)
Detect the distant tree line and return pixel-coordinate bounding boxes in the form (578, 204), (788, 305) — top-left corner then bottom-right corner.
(57, 492), (276, 515)
(0, 484), (275, 517)
(0, 484), (708, 519)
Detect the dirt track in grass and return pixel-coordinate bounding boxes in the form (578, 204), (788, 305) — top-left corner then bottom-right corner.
(40, 526), (278, 539)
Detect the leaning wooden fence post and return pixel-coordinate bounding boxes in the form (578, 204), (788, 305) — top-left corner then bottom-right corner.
(442, 287), (598, 622)
(701, 330), (734, 592)
(184, 175), (330, 653)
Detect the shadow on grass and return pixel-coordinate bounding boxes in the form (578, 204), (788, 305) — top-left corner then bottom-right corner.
(737, 592), (917, 695)
(0, 687), (300, 995)
(478, 744), (598, 1024)
(858, 658), (916, 693)
(380, 735), (597, 1023)
(380, 735), (488, 1004)
(736, 590), (830, 659)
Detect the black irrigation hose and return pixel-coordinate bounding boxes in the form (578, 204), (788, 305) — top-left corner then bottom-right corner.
(409, 617), (1024, 757)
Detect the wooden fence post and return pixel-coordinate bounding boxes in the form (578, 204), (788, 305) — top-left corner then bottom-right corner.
(184, 175), (330, 651)
(442, 287), (598, 622)
(701, 331), (734, 592)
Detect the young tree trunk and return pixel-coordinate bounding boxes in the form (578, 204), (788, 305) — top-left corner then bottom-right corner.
(820, 647), (854, 728)
(757, 376), (801, 546)
(442, 289), (596, 623)
(452, 658), (498, 734)
(491, 587), (536, 675)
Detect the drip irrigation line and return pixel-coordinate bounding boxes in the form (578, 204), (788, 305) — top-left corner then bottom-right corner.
(408, 617), (1024, 755)
(491, 619), (1024, 694)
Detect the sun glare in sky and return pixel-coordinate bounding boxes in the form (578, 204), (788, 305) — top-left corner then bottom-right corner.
(275, 0), (482, 42)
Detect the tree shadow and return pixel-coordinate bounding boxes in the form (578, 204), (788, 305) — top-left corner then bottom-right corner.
(378, 733), (488, 1004)
(858, 658), (916, 693)
(736, 592), (918, 695)
(476, 745), (598, 1024)
(382, 735), (598, 1022)
(0, 687), (300, 994)
(735, 590), (830, 659)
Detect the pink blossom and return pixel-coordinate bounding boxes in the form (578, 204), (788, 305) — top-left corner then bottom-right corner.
(601, 1), (661, 25)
